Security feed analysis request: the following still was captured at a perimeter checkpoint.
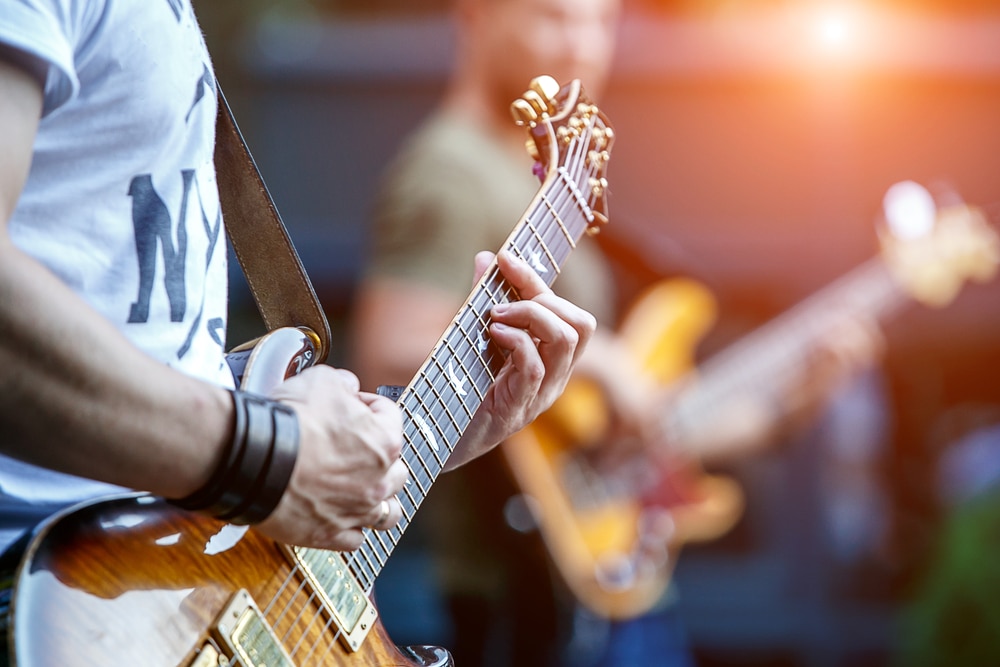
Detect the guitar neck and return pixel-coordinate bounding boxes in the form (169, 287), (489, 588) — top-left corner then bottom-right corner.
(315, 169), (602, 594)
(666, 257), (905, 448)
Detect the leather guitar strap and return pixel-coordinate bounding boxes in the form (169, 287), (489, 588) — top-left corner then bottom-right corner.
(214, 86), (332, 363)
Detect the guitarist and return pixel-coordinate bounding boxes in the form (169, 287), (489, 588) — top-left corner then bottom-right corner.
(0, 0), (596, 640)
(349, 0), (885, 665)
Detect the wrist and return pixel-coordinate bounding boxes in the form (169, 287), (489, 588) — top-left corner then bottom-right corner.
(169, 389), (299, 525)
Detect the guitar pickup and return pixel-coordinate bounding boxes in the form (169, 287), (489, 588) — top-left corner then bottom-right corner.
(289, 546), (378, 652)
(191, 589), (295, 667)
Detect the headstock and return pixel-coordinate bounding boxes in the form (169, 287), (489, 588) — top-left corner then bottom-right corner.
(879, 180), (999, 307)
(510, 75), (615, 236)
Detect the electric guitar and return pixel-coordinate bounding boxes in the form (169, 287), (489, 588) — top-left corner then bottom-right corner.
(501, 183), (1000, 620)
(4, 76), (614, 666)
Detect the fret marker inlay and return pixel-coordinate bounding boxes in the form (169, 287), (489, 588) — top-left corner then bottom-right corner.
(447, 361), (469, 397)
(413, 414), (439, 452)
(528, 249), (549, 274)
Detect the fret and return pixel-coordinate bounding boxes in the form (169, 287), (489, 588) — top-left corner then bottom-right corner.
(557, 165), (595, 226)
(453, 320), (497, 401)
(368, 526), (393, 556)
(404, 380), (453, 464)
(387, 525), (403, 547)
(397, 485), (418, 520)
(437, 343), (485, 417)
(547, 194), (583, 260)
(355, 541), (380, 575)
(415, 400), (458, 463)
(424, 365), (472, 444)
(401, 443), (434, 488)
(519, 217), (561, 279)
(359, 540), (385, 576)
(367, 536), (390, 572)
(547, 175), (585, 239)
(478, 273), (516, 314)
(475, 274), (511, 308)
(418, 360), (467, 437)
(521, 192), (579, 278)
(400, 437), (435, 494)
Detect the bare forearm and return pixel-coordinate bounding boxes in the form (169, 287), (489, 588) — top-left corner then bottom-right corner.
(0, 243), (231, 499)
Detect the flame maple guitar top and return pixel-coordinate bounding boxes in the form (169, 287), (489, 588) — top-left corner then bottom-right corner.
(8, 494), (434, 667)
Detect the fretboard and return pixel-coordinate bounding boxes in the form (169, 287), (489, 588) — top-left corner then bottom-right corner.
(334, 166), (600, 593)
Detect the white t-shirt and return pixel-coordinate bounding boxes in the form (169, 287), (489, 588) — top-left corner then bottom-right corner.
(0, 0), (232, 551)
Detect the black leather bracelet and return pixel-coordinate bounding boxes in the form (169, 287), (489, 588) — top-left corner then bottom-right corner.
(227, 401), (299, 525)
(169, 389), (299, 525)
(216, 395), (299, 525)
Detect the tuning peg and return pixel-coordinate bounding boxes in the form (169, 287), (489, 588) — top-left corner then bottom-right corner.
(511, 98), (539, 126)
(586, 211), (609, 237)
(529, 75), (561, 105)
(510, 75), (561, 127)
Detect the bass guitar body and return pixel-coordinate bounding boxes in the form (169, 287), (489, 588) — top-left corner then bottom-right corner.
(501, 278), (745, 620)
(7, 493), (450, 667)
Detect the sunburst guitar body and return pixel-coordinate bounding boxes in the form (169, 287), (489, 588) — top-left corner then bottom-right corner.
(8, 493), (449, 666)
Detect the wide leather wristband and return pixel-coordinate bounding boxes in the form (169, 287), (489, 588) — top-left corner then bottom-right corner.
(169, 389), (299, 525)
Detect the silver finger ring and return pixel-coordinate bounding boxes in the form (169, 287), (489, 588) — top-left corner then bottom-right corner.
(373, 499), (391, 529)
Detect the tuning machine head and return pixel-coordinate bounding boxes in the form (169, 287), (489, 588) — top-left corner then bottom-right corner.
(510, 75), (561, 127)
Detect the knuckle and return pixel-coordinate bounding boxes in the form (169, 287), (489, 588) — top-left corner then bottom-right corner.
(373, 479), (393, 501)
(564, 325), (581, 349)
(525, 359), (546, 385)
(338, 534), (363, 551)
(385, 430), (404, 458)
(365, 486), (384, 506)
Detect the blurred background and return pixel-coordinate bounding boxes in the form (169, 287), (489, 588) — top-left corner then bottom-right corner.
(197, 1), (1000, 665)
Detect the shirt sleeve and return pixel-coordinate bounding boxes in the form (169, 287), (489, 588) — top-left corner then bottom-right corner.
(1, 0), (81, 115)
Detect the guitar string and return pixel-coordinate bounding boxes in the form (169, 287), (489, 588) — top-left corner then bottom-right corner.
(465, 122), (598, 518)
(273, 562), (347, 663)
(308, 168), (582, 665)
(334, 121), (595, 664)
(259, 114), (606, 665)
(531, 116), (616, 514)
(257, 561), (319, 655)
(511, 162), (583, 274)
(284, 590), (321, 657)
(539, 120), (618, 513)
(335, 163), (587, 594)
(295, 596), (347, 667)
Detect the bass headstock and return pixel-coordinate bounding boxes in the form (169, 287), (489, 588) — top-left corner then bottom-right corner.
(879, 180), (1000, 307)
(510, 75), (614, 236)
